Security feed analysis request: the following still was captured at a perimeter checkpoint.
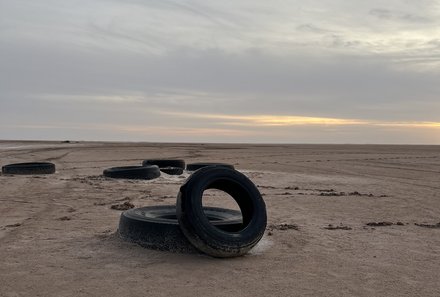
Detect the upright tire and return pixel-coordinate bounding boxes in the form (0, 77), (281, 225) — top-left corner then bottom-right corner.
(2, 162), (56, 175)
(119, 205), (243, 252)
(103, 165), (160, 180)
(186, 162), (235, 171)
(142, 159), (185, 169)
(177, 167), (267, 258)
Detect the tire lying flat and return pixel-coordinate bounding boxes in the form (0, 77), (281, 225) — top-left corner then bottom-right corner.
(103, 165), (160, 180)
(160, 167), (184, 175)
(186, 162), (235, 171)
(177, 166), (267, 258)
(2, 162), (56, 175)
(118, 205), (242, 252)
(142, 159), (185, 169)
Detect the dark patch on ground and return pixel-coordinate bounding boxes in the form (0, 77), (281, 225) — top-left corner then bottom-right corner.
(257, 185), (277, 189)
(5, 223), (21, 228)
(279, 186), (389, 198)
(319, 190), (384, 197)
(110, 201), (135, 210)
(366, 221), (394, 227)
(267, 223), (299, 234)
(285, 186), (300, 190)
(324, 224), (352, 230)
(57, 216), (71, 221)
(274, 192), (293, 196)
(415, 222), (440, 229)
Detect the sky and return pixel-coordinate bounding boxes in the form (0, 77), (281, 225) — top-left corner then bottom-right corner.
(1, 0), (439, 144)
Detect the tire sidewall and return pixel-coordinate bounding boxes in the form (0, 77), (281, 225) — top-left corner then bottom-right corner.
(2, 162), (56, 174)
(103, 165), (160, 179)
(119, 205), (243, 252)
(177, 167), (267, 257)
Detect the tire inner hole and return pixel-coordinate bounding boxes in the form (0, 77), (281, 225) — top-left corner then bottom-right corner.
(202, 188), (246, 233)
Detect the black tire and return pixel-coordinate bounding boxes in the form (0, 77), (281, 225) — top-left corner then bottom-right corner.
(160, 167), (184, 175)
(186, 162), (235, 171)
(118, 205), (243, 252)
(103, 165), (160, 180)
(2, 162), (56, 175)
(142, 159), (185, 169)
(177, 167), (267, 258)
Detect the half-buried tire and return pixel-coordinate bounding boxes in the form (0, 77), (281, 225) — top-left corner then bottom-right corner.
(103, 165), (160, 180)
(118, 205), (243, 252)
(160, 167), (184, 175)
(177, 166), (267, 258)
(2, 162), (56, 175)
(186, 162), (235, 171)
(142, 159), (185, 169)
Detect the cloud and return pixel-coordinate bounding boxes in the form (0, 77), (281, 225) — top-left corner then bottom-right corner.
(37, 94), (143, 103)
(369, 8), (431, 23)
(296, 24), (333, 34)
(2, 0), (439, 56)
(2, 42), (439, 121)
(1, 0), (440, 143)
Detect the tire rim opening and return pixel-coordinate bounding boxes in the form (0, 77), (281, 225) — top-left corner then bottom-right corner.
(202, 187), (245, 232)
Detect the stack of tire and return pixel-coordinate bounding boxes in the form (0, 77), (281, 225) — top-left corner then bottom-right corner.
(142, 159), (185, 176)
(102, 159), (188, 179)
(119, 165), (267, 258)
(102, 159), (236, 180)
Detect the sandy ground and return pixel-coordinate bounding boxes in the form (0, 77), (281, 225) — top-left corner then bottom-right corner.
(0, 141), (439, 297)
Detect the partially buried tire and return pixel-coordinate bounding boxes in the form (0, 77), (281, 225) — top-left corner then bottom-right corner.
(103, 165), (160, 180)
(142, 159), (185, 169)
(186, 162), (235, 171)
(160, 167), (184, 175)
(118, 205), (243, 252)
(177, 166), (267, 258)
(2, 162), (56, 175)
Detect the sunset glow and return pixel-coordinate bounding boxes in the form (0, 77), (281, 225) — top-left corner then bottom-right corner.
(160, 112), (440, 129)
(1, 1), (439, 144)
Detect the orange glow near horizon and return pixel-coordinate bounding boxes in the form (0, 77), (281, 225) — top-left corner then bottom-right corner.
(373, 122), (440, 128)
(159, 111), (440, 128)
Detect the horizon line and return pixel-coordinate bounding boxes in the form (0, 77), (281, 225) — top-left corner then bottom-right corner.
(1, 138), (439, 146)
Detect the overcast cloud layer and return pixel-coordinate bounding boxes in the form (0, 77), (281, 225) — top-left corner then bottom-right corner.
(1, 0), (439, 143)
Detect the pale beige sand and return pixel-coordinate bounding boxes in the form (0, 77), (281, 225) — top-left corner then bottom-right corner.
(1, 141), (439, 297)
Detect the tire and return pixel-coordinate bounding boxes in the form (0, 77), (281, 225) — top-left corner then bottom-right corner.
(186, 162), (235, 171)
(118, 205), (243, 252)
(103, 165), (160, 180)
(177, 166), (267, 258)
(2, 162), (56, 175)
(160, 167), (184, 175)
(142, 159), (185, 169)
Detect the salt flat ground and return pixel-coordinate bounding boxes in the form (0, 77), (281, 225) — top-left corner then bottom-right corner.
(0, 141), (439, 297)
